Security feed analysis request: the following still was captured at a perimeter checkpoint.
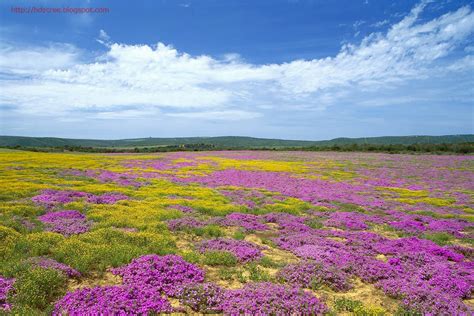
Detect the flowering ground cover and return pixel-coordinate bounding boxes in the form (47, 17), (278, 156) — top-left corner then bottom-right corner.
(0, 150), (473, 314)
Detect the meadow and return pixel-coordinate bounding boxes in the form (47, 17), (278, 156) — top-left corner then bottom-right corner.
(0, 150), (472, 315)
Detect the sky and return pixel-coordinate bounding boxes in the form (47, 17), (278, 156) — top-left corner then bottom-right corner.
(0, 0), (473, 140)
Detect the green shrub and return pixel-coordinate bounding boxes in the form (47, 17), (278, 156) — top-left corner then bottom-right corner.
(0, 215), (43, 235)
(25, 232), (65, 257)
(51, 228), (176, 273)
(203, 251), (237, 266)
(0, 226), (22, 260)
(246, 263), (272, 282)
(232, 229), (246, 240)
(0, 304), (49, 316)
(421, 232), (453, 246)
(0, 260), (30, 278)
(260, 237), (277, 248)
(12, 268), (66, 310)
(257, 256), (282, 268)
(218, 267), (238, 280)
(394, 307), (422, 316)
(334, 297), (364, 312)
(305, 218), (324, 229)
(333, 298), (386, 316)
(179, 250), (202, 264)
(192, 225), (224, 238)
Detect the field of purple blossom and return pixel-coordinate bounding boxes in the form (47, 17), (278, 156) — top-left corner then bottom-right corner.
(0, 150), (473, 315)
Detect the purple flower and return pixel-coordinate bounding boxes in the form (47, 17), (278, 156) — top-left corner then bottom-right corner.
(37, 210), (91, 236)
(86, 193), (129, 204)
(324, 212), (370, 230)
(220, 282), (327, 315)
(198, 238), (263, 262)
(377, 252), (473, 314)
(278, 260), (352, 291)
(176, 282), (224, 313)
(32, 190), (88, 209)
(166, 217), (207, 231)
(389, 220), (426, 234)
(111, 254), (205, 296)
(53, 285), (173, 315)
(221, 212), (269, 231)
(28, 257), (81, 278)
(0, 276), (14, 311)
(32, 189), (128, 209)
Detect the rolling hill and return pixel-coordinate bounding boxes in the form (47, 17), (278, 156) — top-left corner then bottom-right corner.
(0, 134), (472, 148)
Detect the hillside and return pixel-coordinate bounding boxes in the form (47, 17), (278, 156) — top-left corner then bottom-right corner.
(0, 134), (472, 148)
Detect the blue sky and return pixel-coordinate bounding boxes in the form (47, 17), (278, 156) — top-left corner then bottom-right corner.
(0, 0), (473, 140)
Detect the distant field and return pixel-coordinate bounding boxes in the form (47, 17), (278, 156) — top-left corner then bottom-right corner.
(0, 150), (473, 314)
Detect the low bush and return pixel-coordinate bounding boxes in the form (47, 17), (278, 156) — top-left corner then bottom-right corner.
(51, 228), (176, 273)
(246, 263), (272, 282)
(333, 297), (386, 316)
(232, 229), (246, 240)
(177, 283), (224, 313)
(192, 225), (224, 238)
(11, 268), (66, 310)
(421, 232), (453, 246)
(203, 251), (238, 266)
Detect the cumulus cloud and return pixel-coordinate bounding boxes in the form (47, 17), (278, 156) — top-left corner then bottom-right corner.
(0, 2), (473, 121)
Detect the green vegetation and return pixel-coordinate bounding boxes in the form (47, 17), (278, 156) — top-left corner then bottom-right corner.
(192, 225), (224, 238)
(51, 228), (176, 274)
(421, 232), (453, 246)
(1, 135), (473, 154)
(232, 229), (246, 240)
(12, 268), (67, 310)
(333, 297), (386, 316)
(202, 251), (238, 266)
(246, 263), (273, 282)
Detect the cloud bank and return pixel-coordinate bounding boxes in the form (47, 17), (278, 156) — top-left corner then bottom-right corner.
(0, 2), (473, 123)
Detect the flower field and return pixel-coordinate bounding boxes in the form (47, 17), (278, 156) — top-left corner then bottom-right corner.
(0, 150), (473, 315)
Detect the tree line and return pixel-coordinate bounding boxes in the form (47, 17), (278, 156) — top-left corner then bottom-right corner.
(3, 142), (473, 154)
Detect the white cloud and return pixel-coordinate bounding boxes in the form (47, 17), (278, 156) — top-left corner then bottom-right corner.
(353, 20), (366, 29)
(371, 19), (390, 28)
(167, 110), (262, 120)
(0, 2), (473, 121)
(0, 43), (79, 75)
(96, 29), (111, 46)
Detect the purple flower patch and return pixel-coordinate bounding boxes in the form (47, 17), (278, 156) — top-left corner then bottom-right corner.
(389, 220), (426, 233)
(37, 210), (91, 236)
(32, 189), (128, 209)
(220, 282), (328, 315)
(28, 257), (81, 278)
(111, 254), (205, 296)
(221, 212), (269, 231)
(198, 238), (263, 262)
(53, 285), (174, 315)
(86, 192), (129, 204)
(176, 282), (224, 313)
(166, 217), (207, 231)
(278, 260), (352, 291)
(0, 276), (14, 311)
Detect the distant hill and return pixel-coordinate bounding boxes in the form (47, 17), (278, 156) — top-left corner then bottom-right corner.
(0, 134), (472, 148)
(310, 135), (474, 146)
